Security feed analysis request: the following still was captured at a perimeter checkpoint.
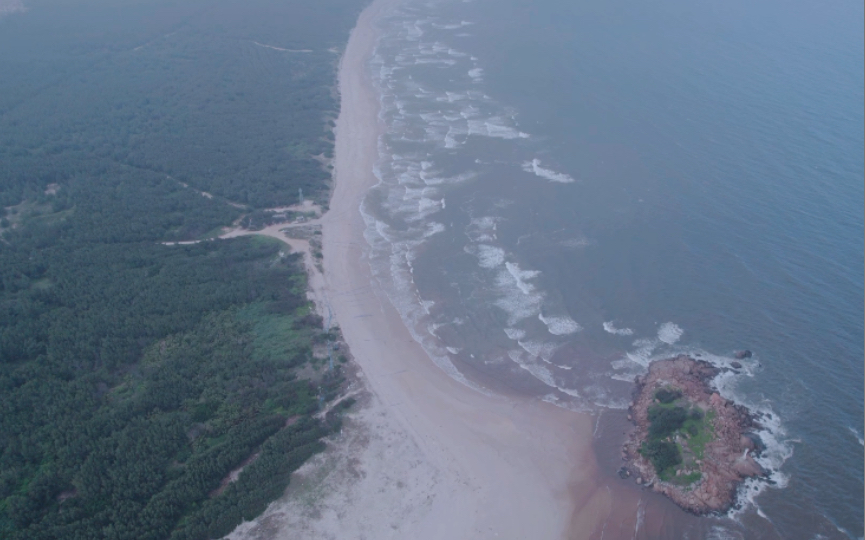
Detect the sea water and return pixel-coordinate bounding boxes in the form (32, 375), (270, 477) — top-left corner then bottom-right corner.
(361, 0), (864, 537)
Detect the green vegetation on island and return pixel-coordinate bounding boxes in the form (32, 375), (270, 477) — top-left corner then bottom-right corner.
(0, 0), (366, 538)
(639, 388), (714, 485)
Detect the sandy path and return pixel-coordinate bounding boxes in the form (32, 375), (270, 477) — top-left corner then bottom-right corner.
(228, 0), (622, 538)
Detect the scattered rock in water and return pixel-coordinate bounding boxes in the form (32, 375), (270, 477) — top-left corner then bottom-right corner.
(734, 350), (752, 359)
(730, 361), (743, 369)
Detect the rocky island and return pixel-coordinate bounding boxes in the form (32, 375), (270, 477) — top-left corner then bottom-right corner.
(621, 355), (766, 514)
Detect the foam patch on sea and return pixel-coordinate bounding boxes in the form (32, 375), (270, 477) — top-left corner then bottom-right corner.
(539, 313), (581, 335)
(603, 321), (634, 336)
(521, 158), (575, 183)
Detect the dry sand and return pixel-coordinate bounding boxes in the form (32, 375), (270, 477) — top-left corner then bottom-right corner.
(226, 0), (640, 538)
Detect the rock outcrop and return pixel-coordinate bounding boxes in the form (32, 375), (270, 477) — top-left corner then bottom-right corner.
(621, 355), (765, 514)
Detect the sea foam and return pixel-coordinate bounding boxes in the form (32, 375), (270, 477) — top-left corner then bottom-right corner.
(475, 244), (505, 268)
(603, 321), (634, 336)
(493, 265), (544, 326)
(849, 427), (865, 447)
(521, 158), (575, 183)
(539, 313), (582, 335)
(657, 321), (684, 344)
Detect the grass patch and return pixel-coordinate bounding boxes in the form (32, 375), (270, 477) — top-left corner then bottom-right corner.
(237, 301), (319, 367)
(643, 389), (717, 481)
(682, 409), (715, 460)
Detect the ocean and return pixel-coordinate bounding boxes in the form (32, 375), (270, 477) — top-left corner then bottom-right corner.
(360, 0), (864, 537)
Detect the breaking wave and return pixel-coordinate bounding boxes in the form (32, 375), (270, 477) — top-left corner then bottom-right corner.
(603, 321), (634, 336)
(521, 158), (576, 183)
(657, 321), (684, 344)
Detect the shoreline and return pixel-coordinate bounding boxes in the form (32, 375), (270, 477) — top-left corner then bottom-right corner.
(228, 0), (664, 538)
(318, 0), (617, 537)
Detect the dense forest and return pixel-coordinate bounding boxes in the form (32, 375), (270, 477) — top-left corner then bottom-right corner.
(0, 0), (366, 538)
(0, 0), (364, 209)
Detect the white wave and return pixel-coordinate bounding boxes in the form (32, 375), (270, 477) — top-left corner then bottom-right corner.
(489, 120), (529, 139)
(474, 244), (505, 268)
(468, 67), (484, 81)
(504, 327), (526, 340)
(467, 117), (529, 140)
(418, 111), (441, 123)
(507, 350), (580, 398)
(706, 525), (743, 540)
(494, 265), (544, 326)
(464, 216), (498, 242)
(560, 237), (590, 248)
(360, 199), (487, 396)
(603, 321), (634, 336)
(418, 196), (443, 213)
(583, 385), (630, 410)
(517, 339), (560, 362)
(508, 350), (556, 386)
(446, 346), (461, 355)
(431, 20), (474, 30)
(521, 158), (575, 183)
(423, 221), (445, 238)
(439, 91), (467, 103)
(657, 321), (683, 344)
(421, 170), (475, 186)
(493, 287), (543, 326)
(709, 362), (793, 521)
(458, 104), (481, 118)
(626, 338), (658, 367)
(414, 58), (457, 66)
(539, 313), (582, 335)
(849, 427), (865, 447)
(444, 128), (459, 148)
(504, 262), (540, 295)
(406, 21), (424, 41)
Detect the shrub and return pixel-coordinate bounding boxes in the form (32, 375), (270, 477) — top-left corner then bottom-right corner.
(647, 405), (687, 440)
(641, 439), (682, 474)
(655, 388), (682, 404)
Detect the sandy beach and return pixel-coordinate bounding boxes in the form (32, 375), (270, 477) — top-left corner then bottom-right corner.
(227, 1), (644, 538)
